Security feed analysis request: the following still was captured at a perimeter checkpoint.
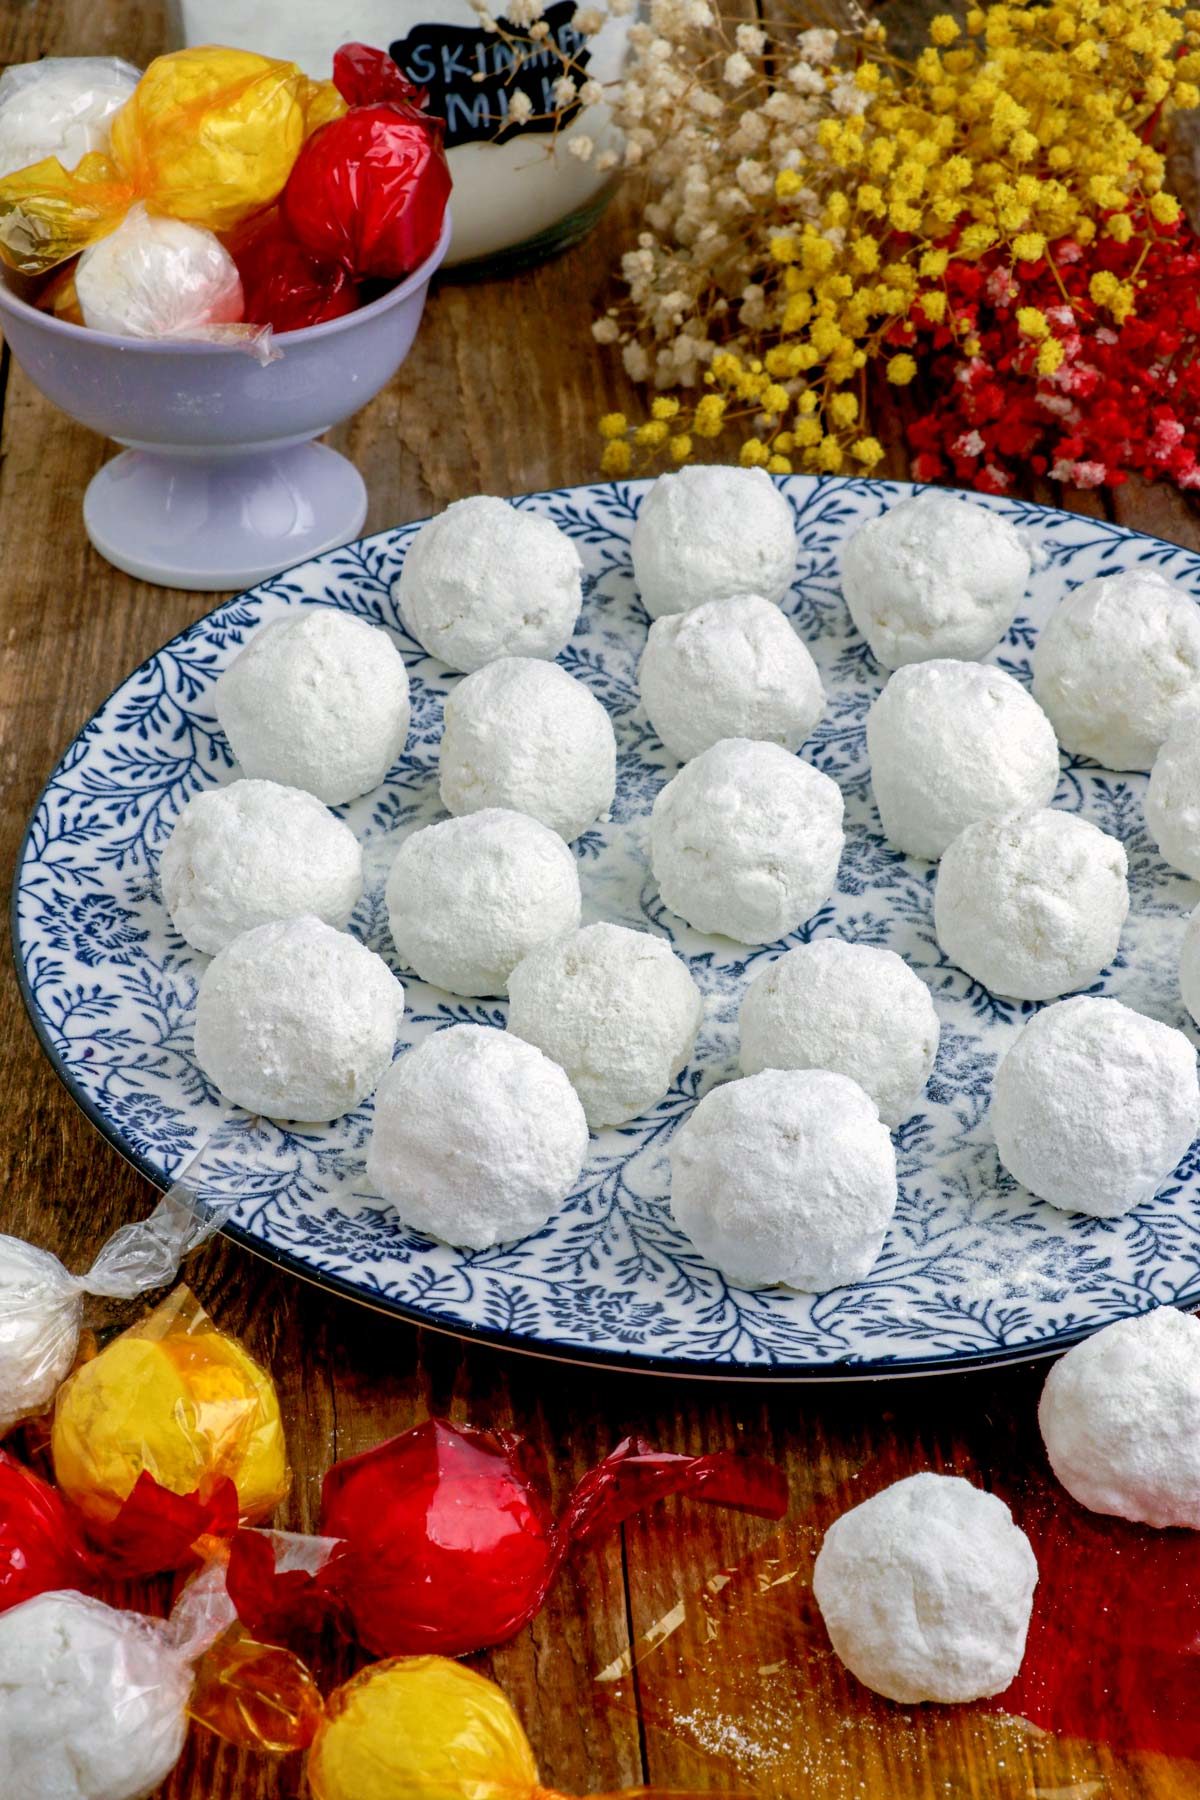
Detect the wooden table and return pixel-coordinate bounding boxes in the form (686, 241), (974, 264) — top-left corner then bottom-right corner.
(4, 5), (1200, 1797)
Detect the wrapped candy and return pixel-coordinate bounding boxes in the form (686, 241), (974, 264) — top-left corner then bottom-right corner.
(0, 56), (139, 181)
(74, 202), (252, 345)
(229, 206), (358, 334)
(0, 1449), (91, 1613)
(330, 42), (428, 109)
(51, 1285), (289, 1541)
(306, 1418), (787, 1657)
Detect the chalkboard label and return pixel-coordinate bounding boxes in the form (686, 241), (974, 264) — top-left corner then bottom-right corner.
(390, 2), (591, 146)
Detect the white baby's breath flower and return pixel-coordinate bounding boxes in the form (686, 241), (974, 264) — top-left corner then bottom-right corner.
(579, 79), (604, 106)
(597, 147), (619, 170)
(736, 22), (766, 54)
(593, 316), (621, 344)
(575, 6), (605, 31)
(529, 18), (551, 36)
(507, 88), (534, 123)
(569, 133), (595, 159)
(724, 52), (754, 87)
(554, 74), (578, 105)
(787, 60), (825, 95)
(504, 0), (545, 24)
(797, 26), (838, 64)
(623, 341), (652, 380)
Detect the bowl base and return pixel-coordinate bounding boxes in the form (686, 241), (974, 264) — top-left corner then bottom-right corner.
(83, 443), (369, 592)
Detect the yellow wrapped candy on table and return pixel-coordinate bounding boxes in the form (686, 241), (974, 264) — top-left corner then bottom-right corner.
(51, 1284), (288, 1526)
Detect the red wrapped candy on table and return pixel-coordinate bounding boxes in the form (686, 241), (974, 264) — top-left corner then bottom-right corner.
(229, 207), (359, 334)
(0, 1448), (91, 1613)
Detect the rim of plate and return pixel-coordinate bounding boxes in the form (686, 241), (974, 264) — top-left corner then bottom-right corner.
(15, 476), (1200, 1382)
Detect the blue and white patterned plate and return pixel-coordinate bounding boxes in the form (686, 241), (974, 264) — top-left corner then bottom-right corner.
(15, 477), (1200, 1378)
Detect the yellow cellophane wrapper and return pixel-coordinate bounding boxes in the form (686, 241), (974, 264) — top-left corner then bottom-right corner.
(0, 150), (133, 274)
(51, 1284), (289, 1526)
(188, 1625), (325, 1754)
(38, 261), (84, 324)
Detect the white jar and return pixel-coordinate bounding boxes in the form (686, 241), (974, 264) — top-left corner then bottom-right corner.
(167, 1), (629, 268)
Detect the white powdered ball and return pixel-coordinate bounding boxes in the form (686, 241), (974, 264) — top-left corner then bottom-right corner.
(395, 496), (583, 673)
(739, 940), (939, 1129)
(867, 660), (1060, 861)
(1032, 569), (1200, 771)
(386, 809), (581, 997)
(367, 1024), (589, 1249)
(669, 1068), (896, 1290)
(934, 809), (1129, 1001)
(1182, 902), (1200, 1027)
(0, 57), (138, 179)
(1146, 714), (1200, 878)
(438, 657), (615, 841)
(0, 1591), (192, 1800)
(840, 491), (1031, 670)
(630, 466), (796, 620)
(638, 593), (824, 763)
(813, 1473), (1038, 1704)
(990, 996), (1199, 1219)
(650, 738), (844, 943)
(193, 915), (403, 1120)
(213, 609), (411, 807)
(0, 1236), (81, 1435)
(75, 205), (244, 340)
(507, 921), (702, 1128)
(160, 779), (363, 956)
(1039, 1307), (1200, 1528)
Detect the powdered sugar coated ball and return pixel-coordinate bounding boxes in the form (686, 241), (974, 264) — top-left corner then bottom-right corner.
(0, 1236), (81, 1435)
(1032, 569), (1200, 770)
(867, 660), (1060, 861)
(813, 1473), (1038, 1704)
(75, 205), (244, 340)
(639, 594), (824, 762)
(213, 609), (411, 806)
(991, 996), (1199, 1218)
(841, 492), (1031, 669)
(507, 922), (702, 1128)
(0, 1590), (192, 1800)
(739, 940), (939, 1128)
(650, 738), (844, 943)
(438, 657), (615, 841)
(386, 809), (581, 997)
(1182, 902), (1200, 1027)
(934, 809), (1129, 1000)
(630, 467), (796, 620)
(1039, 1307), (1200, 1528)
(0, 56), (139, 179)
(367, 1024), (588, 1249)
(1145, 713), (1200, 877)
(160, 779), (363, 955)
(395, 497), (583, 672)
(194, 915), (403, 1120)
(669, 1068), (896, 1291)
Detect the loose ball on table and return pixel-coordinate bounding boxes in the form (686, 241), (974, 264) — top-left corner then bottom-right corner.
(739, 940), (939, 1129)
(0, 1235), (82, 1434)
(638, 593), (824, 763)
(1146, 714), (1200, 878)
(669, 1068), (897, 1291)
(0, 1590), (192, 1800)
(507, 921), (702, 1128)
(395, 497), (583, 673)
(866, 660), (1060, 861)
(438, 657), (615, 842)
(990, 996), (1199, 1219)
(366, 1024), (589, 1249)
(630, 466), (796, 620)
(1039, 1307), (1200, 1528)
(212, 609), (411, 806)
(813, 1472), (1038, 1704)
(193, 914), (403, 1120)
(0, 55), (139, 179)
(160, 778), (363, 955)
(1032, 569), (1200, 771)
(74, 205), (244, 340)
(934, 808), (1129, 1001)
(650, 737), (844, 943)
(386, 810), (581, 997)
(840, 491), (1031, 670)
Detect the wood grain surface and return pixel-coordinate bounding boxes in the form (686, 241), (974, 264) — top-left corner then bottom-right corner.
(3, 3), (1200, 1796)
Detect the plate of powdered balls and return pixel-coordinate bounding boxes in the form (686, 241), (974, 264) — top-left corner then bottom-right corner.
(17, 473), (1200, 1377)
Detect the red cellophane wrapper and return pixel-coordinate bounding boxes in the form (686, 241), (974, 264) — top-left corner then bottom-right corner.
(304, 1417), (787, 1658)
(332, 42), (428, 109)
(0, 1448), (92, 1612)
(281, 46), (451, 281)
(229, 206), (359, 332)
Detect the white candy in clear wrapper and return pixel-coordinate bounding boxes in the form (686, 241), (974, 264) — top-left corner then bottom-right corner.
(813, 1473), (1038, 1704)
(0, 1236), (81, 1433)
(0, 1590), (192, 1800)
(669, 1068), (897, 1291)
(160, 778), (364, 955)
(212, 609), (411, 807)
(396, 497), (583, 673)
(438, 657), (616, 842)
(630, 466), (797, 620)
(74, 205), (244, 342)
(0, 57), (138, 180)
(367, 1024), (589, 1249)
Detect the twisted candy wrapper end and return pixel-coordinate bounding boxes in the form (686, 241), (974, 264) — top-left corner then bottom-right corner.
(0, 149), (132, 272)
